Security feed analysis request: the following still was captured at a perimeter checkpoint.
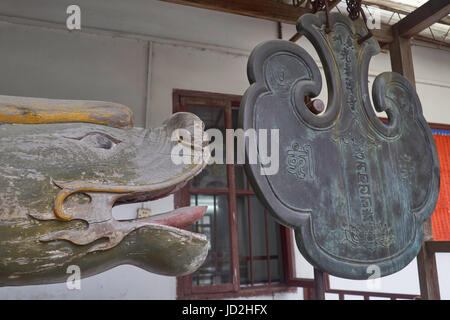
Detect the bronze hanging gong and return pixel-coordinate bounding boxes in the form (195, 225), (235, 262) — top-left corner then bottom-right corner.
(239, 12), (440, 279)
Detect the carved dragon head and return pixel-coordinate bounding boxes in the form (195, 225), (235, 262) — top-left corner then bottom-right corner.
(0, 95), (210, 286)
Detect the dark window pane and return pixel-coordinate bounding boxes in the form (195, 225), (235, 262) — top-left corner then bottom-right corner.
(236, 195), (251, 285)
(236, 195), (284, 286)
(191, 164), (228, 189)
(188, 105), (225, 130)
(232, 108), (247, 190)
(253, 260), (269, 284)
(188, 105), (227, 189)
(190, 194), (231, 286)
(232, 106), (239, 129)
(249, 196), (269, 257)
(235, 165), (248, 191)
(270, 258), (282, 284)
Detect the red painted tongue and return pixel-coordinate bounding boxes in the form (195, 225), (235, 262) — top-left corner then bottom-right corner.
(146, 206), (207, 228)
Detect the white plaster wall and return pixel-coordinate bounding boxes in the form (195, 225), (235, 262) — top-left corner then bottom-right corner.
(147, 42), (250, 127)
(0, 0), (448, 300)
(0, 0), (277, 53)
(0, 266), (175, 300)
(436, 253), (450, 300)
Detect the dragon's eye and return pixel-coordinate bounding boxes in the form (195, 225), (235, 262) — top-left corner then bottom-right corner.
(65, 132), (121, 150)
(82, 133), (118, 150)
(92, 134), (114, 149)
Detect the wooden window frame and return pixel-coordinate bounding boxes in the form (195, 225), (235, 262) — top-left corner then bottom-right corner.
(173, 89), (306, 299)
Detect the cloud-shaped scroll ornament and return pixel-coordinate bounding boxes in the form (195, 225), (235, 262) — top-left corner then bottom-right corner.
(239, 12), (440, 279)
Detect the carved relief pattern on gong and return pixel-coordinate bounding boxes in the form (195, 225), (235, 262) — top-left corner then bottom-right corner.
(286, 142), (315, 181)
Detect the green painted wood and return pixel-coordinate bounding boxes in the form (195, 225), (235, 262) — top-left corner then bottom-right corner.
(0, 109), (209, 286)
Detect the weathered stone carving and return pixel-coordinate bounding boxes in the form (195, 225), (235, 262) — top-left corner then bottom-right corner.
(240, 12), (440, 279)
(0, 95), (210, 286)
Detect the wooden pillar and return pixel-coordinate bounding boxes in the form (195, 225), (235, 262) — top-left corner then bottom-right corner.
(389, 29), (416, 87)
(389, 28), (440, 300)
(313, 268), (325, 300)
(416, 222), (441, 300)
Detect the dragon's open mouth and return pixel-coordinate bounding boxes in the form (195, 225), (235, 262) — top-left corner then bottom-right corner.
(108, 176), (208, 230)
(29, 114), (210, 253)
(113, 184), (206, 229)
(30, 178), (208, 253)
(30, 164), (208, 253)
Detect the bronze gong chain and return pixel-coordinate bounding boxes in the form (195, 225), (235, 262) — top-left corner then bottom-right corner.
(311, 0), (331, 33)
(346, 0), (374, 44)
